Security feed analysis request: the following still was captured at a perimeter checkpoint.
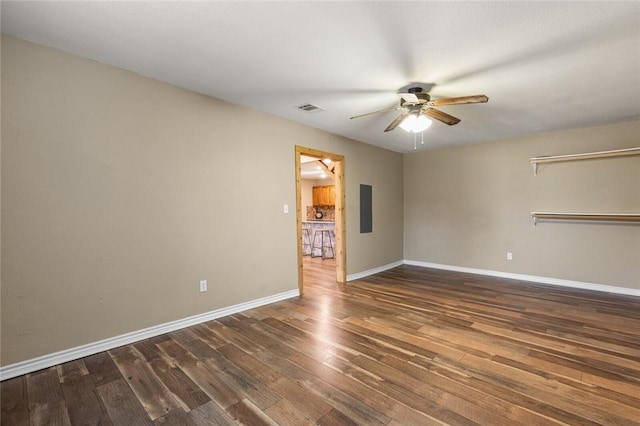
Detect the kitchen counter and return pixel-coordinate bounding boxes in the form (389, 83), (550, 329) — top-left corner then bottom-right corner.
(302, 221), (335, 258)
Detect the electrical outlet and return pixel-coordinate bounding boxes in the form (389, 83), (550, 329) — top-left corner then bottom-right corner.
(199, 280), (207, 292)
(506, 252), (513, 261)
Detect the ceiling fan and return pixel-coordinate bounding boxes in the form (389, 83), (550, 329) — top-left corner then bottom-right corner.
(350, 87), (489, 132)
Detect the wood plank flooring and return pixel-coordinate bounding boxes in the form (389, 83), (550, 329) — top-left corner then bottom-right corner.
(2, 257), (640, 425)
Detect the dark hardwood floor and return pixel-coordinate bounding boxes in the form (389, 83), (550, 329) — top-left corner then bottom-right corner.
(2, 257), (640, 425)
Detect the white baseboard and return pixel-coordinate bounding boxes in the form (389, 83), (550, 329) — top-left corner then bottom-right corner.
(346, 260), (404, 281)
(4, 261), (636, 380)
(0, 289), (300, 381)
(404, 260), (640, 297)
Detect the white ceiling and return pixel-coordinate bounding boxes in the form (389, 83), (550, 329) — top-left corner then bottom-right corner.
(300, 155), (334, 181)
(2, 1), (639, 153)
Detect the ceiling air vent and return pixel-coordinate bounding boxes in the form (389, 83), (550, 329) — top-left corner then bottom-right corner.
(296, 103), (325, 113)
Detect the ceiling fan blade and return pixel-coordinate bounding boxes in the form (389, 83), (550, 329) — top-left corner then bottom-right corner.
(424, 108), (461, 126)
(384, 112), (409, 132)
(427, 95), (489, 107)
(350, 107), (402, 120)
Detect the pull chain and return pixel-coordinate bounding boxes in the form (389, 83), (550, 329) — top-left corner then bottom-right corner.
(414, 132), (417, 150)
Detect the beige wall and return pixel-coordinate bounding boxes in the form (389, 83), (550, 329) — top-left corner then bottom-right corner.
(404, 120), (640, 289)
(0, 36), (404, 365)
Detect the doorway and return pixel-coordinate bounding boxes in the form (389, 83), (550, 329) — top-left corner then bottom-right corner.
(295, 146), (345, 295)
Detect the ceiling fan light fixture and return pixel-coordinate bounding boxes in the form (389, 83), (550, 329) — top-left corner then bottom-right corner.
(399, 114), (432, 133)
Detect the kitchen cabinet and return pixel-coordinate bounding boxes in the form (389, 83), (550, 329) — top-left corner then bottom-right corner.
(312, 186), (323, 205)
(313, 185), (335, 206)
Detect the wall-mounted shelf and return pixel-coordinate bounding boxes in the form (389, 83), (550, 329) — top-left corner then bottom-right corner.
(531, 212), (640, 227)
(530, 147), (640, 175)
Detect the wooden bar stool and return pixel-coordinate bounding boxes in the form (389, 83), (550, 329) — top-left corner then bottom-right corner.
(301, 228), (312, 256)
(311, 229), (334, 259)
